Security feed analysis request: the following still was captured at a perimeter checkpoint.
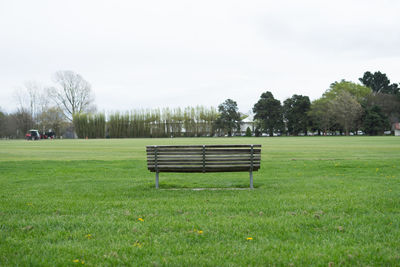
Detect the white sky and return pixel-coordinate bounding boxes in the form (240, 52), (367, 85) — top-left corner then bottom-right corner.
(1, 0), (400, 114)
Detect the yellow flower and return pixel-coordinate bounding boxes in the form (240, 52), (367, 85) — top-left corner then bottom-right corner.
(133, 241), (142, 248)
(138, 218), (144, 222)
(85, 234), (92, 239)
(73, 259), (80, 263)
(197, 230), (203, 234)
(81, 260), (85, 264)
(246, 237), (253, 240)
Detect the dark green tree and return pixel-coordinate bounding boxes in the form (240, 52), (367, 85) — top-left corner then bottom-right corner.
(360, 71), (400, 126)
(283, 94), (311, 135)
(0, 110), (6, 138)
(245, 127), (252, 137)
(253, 91), (283, 136)
(365, 93), (400, 125)
(359, 71), (399, 95)
(214, 99), (241, 136)
(362, 105), (389, 135)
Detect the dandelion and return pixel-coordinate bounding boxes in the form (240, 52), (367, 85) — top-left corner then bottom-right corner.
(246, 237), (253, 240)
(85, 234), (92, 239)
(133, 241), (142, 248)
(138, 218), (144, 222)
(376, 168), (379, 172)
(197, 230), (203, 234)
(27, 203), (33, 206)
(73, 259), (80, 263)
(81, 260), (85, 264)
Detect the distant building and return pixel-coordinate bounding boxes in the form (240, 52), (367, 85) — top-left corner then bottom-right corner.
(393, 123), (400, 136)
(239, 116), (255, 136)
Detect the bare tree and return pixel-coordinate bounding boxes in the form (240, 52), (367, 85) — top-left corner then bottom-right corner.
(13, 81), (48, 126)
(49, 71), (95, 121)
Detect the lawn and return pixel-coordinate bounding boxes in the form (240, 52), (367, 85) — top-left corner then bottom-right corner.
(0, 137), (399, 266)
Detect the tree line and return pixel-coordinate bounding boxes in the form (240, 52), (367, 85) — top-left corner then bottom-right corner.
(0, 70), (399, 138)
(253, 72), (399, 136)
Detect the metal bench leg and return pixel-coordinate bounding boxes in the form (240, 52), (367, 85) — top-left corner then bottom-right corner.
(249, 171), (253, 189)
(155, 172), (159, 189)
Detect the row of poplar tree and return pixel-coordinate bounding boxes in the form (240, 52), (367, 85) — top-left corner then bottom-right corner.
(73, 107), (220, 138)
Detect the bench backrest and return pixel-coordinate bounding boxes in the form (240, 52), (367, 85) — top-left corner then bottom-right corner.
(146, 144), (261, 173)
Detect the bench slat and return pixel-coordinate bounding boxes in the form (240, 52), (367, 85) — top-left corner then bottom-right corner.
(147, 148), (261, 155)
(147, 151), (261, 155)
(147, 158), (260, 162)
(147, 154), (261, 158)
(148, 158), (260, 163)
(148, 162), (261, 167)
(146, 145), (261, 149)
(148, 167), (260, 172)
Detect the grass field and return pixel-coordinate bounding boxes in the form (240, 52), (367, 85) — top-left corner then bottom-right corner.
(0, 137), (399, 266)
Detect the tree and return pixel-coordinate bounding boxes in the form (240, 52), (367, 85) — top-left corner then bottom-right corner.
(365, 93), (400, 125)
(0, 112), (18, 139)
(214, 99), (241, 136)
(253, 91), (283, 136)
(73, 113), (105, 138)
(49, 71), (95, 121)
(359, 71), (399, 95)
(10, 109), (35, 138)
(324, 80), (371, 103)
(283, 94), (311, 135)
(13, 81), (49, 127)
(0, 109), (5, 137)
(309, 98), (332, 135)
(37, 107), (68, 136)
(362, 105), (389, 135)
(245, 127), (252, 137)
(329, 91), (363, 135)
(310, 80), (370, 135)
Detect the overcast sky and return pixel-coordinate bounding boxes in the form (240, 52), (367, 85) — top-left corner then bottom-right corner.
(1, 0), (400, 114)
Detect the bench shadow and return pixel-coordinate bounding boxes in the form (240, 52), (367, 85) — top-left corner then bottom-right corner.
(151, 183), (259, 190)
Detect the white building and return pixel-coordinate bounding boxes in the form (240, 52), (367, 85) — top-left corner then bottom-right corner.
(238, 116), (255, 135)
(394, 123), (400, 136)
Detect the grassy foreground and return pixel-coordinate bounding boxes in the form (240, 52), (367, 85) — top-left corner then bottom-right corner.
(0, 137), (399, 266)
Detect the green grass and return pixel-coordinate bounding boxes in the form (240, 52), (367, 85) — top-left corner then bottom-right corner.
(0, 137), (399, 266)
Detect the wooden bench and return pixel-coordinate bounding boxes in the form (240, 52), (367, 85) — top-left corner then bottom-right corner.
(146, 144), (261, 189)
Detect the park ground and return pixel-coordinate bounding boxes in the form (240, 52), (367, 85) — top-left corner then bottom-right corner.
(0, 137), (399, 266)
